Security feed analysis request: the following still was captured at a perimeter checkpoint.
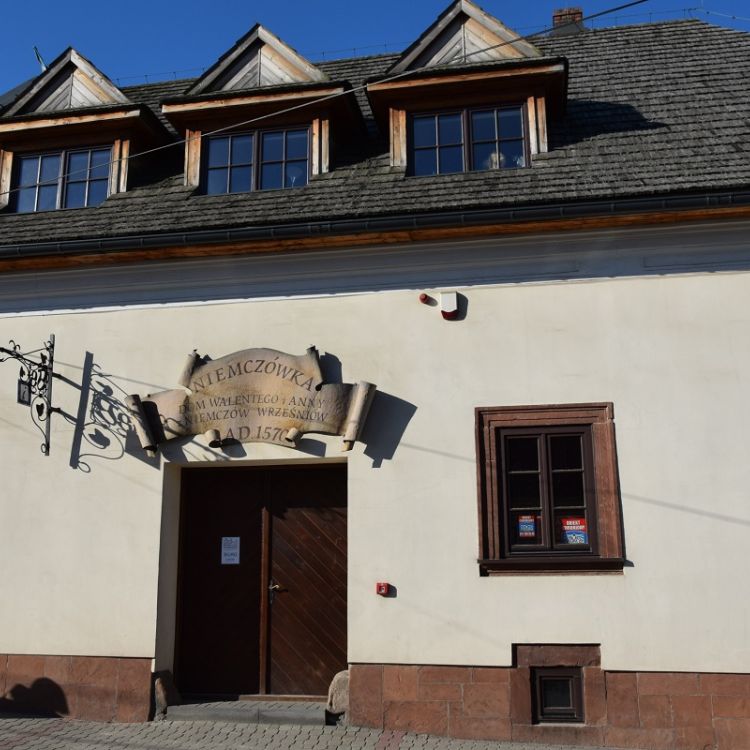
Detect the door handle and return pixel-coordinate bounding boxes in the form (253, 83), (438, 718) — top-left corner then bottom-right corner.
(268, 580), (285, 603)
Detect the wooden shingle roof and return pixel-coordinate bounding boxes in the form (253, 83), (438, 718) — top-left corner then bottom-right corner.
(0, 20), (749, 256)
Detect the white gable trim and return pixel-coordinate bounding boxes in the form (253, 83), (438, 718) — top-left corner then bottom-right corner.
(390, 0), (541, 74)
(4, 49), (130, 117)
(187, 25), (327, 96)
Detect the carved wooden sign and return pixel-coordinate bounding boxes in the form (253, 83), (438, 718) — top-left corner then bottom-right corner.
(126, 347), (375, 453)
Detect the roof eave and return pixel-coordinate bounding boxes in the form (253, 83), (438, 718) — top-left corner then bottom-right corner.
(1, 189), (749, 267)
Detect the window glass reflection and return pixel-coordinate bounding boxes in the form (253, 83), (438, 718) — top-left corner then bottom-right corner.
(413, 116), (437, 148)
(204, 129), (309, 194)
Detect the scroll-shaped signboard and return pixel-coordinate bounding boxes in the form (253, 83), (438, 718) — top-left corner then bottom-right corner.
(126, 347), (376, 454)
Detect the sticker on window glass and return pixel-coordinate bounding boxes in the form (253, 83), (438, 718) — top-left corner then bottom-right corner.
(221, 536), (240, 565)
(518, 515), (537, 538)
(561, 517), (588, 544)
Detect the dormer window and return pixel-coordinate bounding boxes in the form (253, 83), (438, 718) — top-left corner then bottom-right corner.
(204, 127), (309, 195)
(161, 25), (348, 191)
(410, 105), (527, 176)
(0, 47), (171, 211)
(12, 146), (111, 213)
(367, 1), (567, 172)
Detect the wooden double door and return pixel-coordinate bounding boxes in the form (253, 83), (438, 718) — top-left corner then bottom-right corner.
(175, 464), (347, 697)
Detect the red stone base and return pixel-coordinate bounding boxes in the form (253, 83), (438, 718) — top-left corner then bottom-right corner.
(0, 654), (152, 722)
(349, 647), (750, 750)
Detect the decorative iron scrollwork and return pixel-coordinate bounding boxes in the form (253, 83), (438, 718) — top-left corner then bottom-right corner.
(0, 335), (56, 455)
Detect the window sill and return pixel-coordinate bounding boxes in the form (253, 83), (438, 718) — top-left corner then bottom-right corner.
(479, 557), (625, 575)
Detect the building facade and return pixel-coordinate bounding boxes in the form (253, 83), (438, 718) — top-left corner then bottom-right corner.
(0, 3), (749, 749)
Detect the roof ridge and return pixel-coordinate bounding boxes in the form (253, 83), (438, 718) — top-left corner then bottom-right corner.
(316, 51), (402, 66)
(576, 17), (711, 34)
(120, 77), (197, 93)
(118, 52), (402, 92)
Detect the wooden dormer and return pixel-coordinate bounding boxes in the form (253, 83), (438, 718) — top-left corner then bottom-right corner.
(390, 0), (543, 72)
(162, 25), (358, 187)
(2, 48), (131, 117)
(186, 24), (328, 94)
(367, 0), (568, 168)
(0, 48), (169, 210)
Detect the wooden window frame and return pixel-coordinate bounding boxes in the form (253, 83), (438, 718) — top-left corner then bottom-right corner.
(475, 403), (624, 575)
(406, 103), (530, 177)
(499, 425), (597, 555)
(532, 667), (584, 724)
(201, 126), (311, 195)
(410, 109), (466, 175)
(7, 144), (114, 213)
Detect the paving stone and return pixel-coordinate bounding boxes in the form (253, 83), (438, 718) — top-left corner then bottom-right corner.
(0, 715), (634, 749)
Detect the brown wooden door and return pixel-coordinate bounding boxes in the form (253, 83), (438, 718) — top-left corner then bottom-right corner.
(175, 464), (347, 697)
(175, 467), (265, 695)
(267, 465), (348, 695)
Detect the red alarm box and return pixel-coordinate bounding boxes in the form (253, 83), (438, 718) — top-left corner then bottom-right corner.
(376, 582), (391, 596)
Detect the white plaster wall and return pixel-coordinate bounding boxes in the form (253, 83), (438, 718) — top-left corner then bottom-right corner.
(0, 241), (748, 672)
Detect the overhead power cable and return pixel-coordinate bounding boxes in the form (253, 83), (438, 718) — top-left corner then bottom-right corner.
(0, 0), (648, 203)
(699, 9), (750, 24)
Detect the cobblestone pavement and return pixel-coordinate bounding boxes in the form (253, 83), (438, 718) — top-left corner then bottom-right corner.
(0, 717), (616, 750)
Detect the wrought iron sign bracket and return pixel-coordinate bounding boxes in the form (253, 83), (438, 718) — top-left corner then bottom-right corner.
(0, 334), (58, 456)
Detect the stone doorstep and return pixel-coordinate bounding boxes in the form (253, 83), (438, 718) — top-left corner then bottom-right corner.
(166, 699), (330, 726)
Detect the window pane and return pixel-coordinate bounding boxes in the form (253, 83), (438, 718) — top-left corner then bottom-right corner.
(499, 107), (524, 139)
(67, 151), (89, 180)
(438, 146), (463, 174)
(541, 678), (573, 710)
(472, 142), (498, 171)
(552, 472), (585, 507)
(508, 473), (540, 509)
(471, 110), (496, 142)
(231, 135), (253, 165)
(413, 149), (437, 176)
(261, 132), (284, 162)
(506, 437), (539, 471)
(500, 140), (526, 168)
(286, 130), (308, 160)
(260, 162), (283, 190)
(87, 180), (108, 207)
(438, 114), (462, 145)
(229, 166), (252, 193)
(64, 182), (87, 209)
(556, 514), (589, 545)
(285, 160), (308, 188)
(37, 184), (57, 211)
(40, 154), (61, 184)
(512, 512), (542, 545)
(18, 157), (39, 187)
(412, 116), (436, 148)
(90, 149), (111, 179)
(206, 167), (228, 194)
(207, 137), (229, 168)
(550, 435), (582, 470)
(16, 187), (36, 213)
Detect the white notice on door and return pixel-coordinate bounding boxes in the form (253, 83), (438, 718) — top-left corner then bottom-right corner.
(221, 536), (240, 565)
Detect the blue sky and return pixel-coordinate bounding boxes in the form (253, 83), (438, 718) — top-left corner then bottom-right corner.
(1, 0), (749, 93)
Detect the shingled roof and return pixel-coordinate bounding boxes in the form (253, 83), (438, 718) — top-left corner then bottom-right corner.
(1, 19), (749, 254)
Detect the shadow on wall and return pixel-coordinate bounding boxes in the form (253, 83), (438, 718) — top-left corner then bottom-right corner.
(65, 351), (161, 473)
(55, 351), (415, 470)
(0, 678), (68, 718)
(361, 391), (417, 468)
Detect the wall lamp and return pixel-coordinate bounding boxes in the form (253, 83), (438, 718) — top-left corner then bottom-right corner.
(0, 334), (58, 456)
